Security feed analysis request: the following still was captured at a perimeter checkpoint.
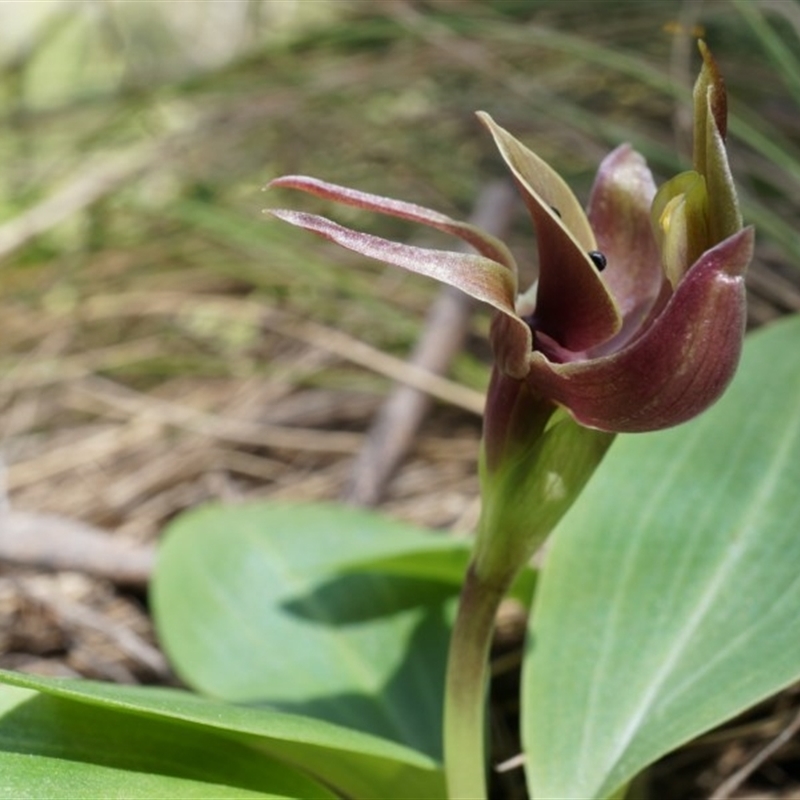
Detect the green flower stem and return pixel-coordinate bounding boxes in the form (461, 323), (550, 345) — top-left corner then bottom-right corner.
(444, 560), (512, 800)
(444, 372), (615, 798)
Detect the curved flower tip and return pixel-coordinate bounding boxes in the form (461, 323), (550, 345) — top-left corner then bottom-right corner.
(692, 40), (741, 246)
(266, 44), (751, 436)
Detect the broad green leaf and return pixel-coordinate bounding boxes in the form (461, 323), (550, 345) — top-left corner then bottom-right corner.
(339, 541), (538, 607)
(152, 502), (454, 762)
(523, 315), (800, 799)
(0, 669), (442, 799)
(0, 683), (334, 799)
(336, 537), (471, 585)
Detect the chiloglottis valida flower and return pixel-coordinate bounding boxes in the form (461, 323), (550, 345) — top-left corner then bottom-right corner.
(267, 42), (753, 435)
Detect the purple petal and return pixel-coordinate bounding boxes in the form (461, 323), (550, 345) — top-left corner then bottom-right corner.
(587, 145), (664, 339)
(524, 227), (754, 432)
(268, 175), (518, 272)
(478, 112), (622, 352)
(268, 209), (533, 362)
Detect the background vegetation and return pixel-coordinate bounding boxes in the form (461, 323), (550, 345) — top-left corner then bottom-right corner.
(0, 2), (798, 797)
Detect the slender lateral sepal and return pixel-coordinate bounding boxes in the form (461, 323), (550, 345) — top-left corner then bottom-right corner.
(269, 175), (518, 270)
(268, 208), (525, 330)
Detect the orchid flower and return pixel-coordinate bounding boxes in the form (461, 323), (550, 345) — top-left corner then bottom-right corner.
(267, 42), (752, 438)
(268, 46), (754, 799)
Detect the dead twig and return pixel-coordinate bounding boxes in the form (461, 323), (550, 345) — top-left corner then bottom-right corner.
(263, 312), (486, 415)
(0, 511), (155, 587)
(70, 375), (365, 454)
(19, 578), (169, 678)
(709, 706), (800, 800)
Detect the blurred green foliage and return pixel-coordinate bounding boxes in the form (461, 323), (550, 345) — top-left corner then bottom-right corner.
(0, 0), (796, 390)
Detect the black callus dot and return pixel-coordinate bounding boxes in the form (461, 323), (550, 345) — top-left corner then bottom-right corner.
(588, 250), (607, 271)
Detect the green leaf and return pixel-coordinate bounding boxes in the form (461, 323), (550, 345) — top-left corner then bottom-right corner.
(0, 669), (443, 799)
(339, 540), (538, 607)
(151, 502), (454, 762)
(0, 682), (334, 799)
(522, 315), (800, 799)
(336, 536), (471, 585)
